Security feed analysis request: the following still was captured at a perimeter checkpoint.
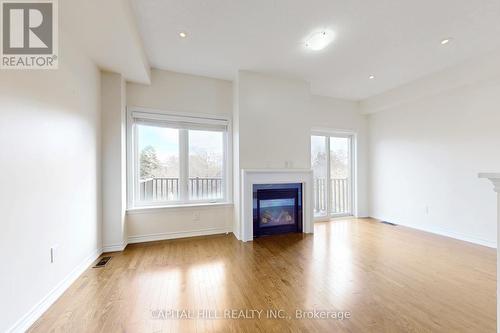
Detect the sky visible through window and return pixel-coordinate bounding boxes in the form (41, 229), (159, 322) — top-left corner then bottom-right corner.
(138, 125), (178, 161)
(138, 125), (223, 159)
(311, 135), (349, 179)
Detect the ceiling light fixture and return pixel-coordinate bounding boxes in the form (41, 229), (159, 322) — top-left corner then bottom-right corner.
(179, 32), (187, 38)
(440, 38), (451, 45)
(369, 75), (375, 80)
(304, 30), (334, 51)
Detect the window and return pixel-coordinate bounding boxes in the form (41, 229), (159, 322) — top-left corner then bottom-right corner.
(128, 109), (229, 208)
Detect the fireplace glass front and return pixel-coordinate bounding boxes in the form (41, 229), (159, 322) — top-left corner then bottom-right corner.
(253, 183), (302, 238)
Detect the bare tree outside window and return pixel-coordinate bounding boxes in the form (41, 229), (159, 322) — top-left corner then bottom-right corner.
(330, 137), (349, 179)
(137, 125), (180, 201)
(189, 130), (224, 200)
(140, 145), (160, 179)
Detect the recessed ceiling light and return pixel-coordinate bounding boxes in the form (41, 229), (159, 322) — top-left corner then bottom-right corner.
(305, 30), (334, 51)
(440, 38), (451, 45)
(369, 75), (375, 80)
(179, 32), (187, 38)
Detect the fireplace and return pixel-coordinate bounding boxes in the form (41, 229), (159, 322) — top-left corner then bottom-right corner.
(253, 183), (303, 238)
(240, 169), (313, 242)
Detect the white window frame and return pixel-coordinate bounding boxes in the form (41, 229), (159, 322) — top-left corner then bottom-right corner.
(127, 107), (232, 209)
(311, 129), (357, 220)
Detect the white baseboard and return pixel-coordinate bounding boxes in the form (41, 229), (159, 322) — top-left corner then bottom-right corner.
(102, 242), (128, 253)
(232, 227), (241, 241)
(413, 224), (496, 248)
(7, 247), (103, 333)
(371, 216), (496, 248)
(128, 227), (232, 244)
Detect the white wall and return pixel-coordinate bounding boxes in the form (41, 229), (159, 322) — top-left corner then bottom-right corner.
(101, 72), (127, 251)
(127, 205), (233, 243)
(126, 69), (234, 241)
(237, 71), (311, 169)
(233, 71), (369, 238)
(127, 69), (232, 116)
(0, 32), (102, 332)
(236, 71), (368, 173)
(367, 69), (500, 247)
(309, 95), (369, 217)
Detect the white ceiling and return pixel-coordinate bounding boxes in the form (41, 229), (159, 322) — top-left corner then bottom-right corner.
(130, 0), (500, 100)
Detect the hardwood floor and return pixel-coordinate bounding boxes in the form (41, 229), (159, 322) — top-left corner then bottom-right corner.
(29, 218), (496, 333)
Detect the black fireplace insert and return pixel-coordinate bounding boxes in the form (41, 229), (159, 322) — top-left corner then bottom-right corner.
(253, 183), (302, 238)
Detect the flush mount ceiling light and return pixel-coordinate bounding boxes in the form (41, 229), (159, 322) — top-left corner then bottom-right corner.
(440, 38), (452, 45)
(304, 30), (334, 51)
(179, 32), (187, 38)
(369, 75), (375, 80)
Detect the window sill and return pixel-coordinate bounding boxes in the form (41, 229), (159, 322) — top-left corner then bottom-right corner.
(126, 202), (234, 215)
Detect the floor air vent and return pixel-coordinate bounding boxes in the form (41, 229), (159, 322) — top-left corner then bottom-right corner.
(93, 256), (111, 268)
(381, 221), (397, 226)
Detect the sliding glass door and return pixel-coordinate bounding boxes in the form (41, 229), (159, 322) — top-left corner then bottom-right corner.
(311, 134), (353, 218)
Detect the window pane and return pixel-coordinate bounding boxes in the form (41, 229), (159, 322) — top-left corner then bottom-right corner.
(311, 135), (327, 217)
(189, 130), (224, 200)
(137, 124), (179, 202)
(330, 137), (349, 178)
(330, 137), (350, 214)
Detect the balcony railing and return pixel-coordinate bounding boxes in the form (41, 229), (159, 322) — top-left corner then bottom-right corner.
(189, 177), (223, 200)
(139, 177), (223, 201)
(313, 178), (350, 215)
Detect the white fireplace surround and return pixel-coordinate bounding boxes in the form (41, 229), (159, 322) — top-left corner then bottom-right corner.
(240, 169), (314, 242)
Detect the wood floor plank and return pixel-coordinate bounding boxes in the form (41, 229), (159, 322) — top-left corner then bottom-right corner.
(28, 218), (496, 333)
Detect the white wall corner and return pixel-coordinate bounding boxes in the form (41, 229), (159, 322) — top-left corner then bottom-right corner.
(478, 172), (500, 333)
(479, 173), (500, 193)
(101, 72), (128, 251)
(123, 0), (151, 84)
(102, 242), (128, 253)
